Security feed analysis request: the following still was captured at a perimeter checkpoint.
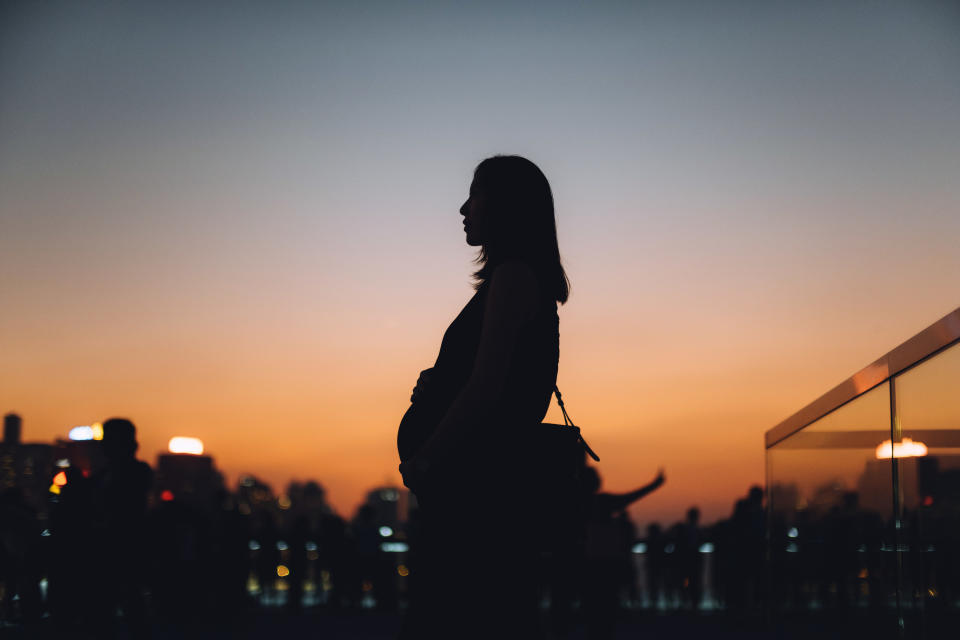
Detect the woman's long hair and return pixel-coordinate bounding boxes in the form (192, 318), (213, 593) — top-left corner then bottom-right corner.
(471, 155), (570, 304)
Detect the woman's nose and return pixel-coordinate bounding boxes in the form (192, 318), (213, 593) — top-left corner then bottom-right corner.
(459, 201), (468, 216)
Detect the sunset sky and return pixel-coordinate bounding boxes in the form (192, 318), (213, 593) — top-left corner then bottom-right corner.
(2, 0), (959, 527)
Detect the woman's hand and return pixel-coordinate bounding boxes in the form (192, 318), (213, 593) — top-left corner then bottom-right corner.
(410, 368), (434, 403)
(399, 456), (432, 494)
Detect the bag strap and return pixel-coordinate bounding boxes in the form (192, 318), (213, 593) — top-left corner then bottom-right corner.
(553, 385), (600, 461)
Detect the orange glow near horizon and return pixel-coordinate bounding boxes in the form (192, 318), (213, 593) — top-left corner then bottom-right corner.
(4, 297), (958, 525)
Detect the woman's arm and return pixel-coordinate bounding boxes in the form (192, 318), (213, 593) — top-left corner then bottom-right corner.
(412, 261), (538, 467)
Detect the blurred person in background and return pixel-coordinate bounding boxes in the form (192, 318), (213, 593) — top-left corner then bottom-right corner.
(88, 418), (153, 638)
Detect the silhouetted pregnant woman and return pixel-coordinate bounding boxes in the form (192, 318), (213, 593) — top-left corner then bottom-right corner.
(397, 156), (569, 640)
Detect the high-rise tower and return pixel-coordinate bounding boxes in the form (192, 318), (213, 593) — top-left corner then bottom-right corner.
(3, 413), (22, 444)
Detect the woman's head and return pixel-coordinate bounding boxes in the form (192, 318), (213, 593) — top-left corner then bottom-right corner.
(461, 155), (570, 304)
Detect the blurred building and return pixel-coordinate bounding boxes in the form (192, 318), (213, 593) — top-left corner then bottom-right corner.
(357, 486), (404, 531)
(52, 438), (105, 478)
(155, 439), (224, 508)
(4, 413), (22, 444)
(857, 457), (921, 516)
(280, 480), (330, 528)
(285, 480), (328, 512)
(1, 413), (54, 512)
(916, 455), (960, 508)
(237, 474), (276, 516)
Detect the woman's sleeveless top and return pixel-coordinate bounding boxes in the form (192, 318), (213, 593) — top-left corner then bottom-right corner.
(396, 273), (560, 462)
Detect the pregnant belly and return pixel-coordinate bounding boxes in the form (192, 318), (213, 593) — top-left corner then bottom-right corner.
(396, 396), (450, 462)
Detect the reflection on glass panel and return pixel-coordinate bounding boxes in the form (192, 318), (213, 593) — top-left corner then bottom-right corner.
(894, 341), (960, 629)
(805, 382), (891, 432)
(767, 382), (896, 615)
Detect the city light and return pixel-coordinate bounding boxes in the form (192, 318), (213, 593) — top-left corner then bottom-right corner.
(631, 542), (647, 554)
(875, 437), (928, 459)
(276, 565), (290, 577)
(68, 426), (94, 441)
(787, 527), (799, 538)
(91, 422), (104, 440)
(379, 526), (394, 537)
(53, 471), (67, 487)
(398, 565), (410, 577)
(160, 490), (175, 502)
(168, 437), (204, 455)
(380, 542), (409, 553)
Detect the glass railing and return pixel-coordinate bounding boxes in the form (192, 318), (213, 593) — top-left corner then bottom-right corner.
(765, 307), (960, 638)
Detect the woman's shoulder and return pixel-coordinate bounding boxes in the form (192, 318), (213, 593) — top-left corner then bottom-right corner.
(493, 260), (557, 310)
(489, 259), (539, 294)
(483, 260), (541, 322)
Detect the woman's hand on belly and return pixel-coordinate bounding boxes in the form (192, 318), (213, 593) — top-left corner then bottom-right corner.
(410, 367), (435, 403)
(399, 456), (432, 494)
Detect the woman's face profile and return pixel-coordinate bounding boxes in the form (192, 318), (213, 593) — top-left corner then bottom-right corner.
(459, 180), (488, 247)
